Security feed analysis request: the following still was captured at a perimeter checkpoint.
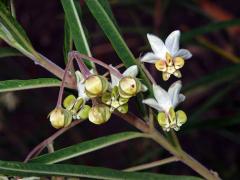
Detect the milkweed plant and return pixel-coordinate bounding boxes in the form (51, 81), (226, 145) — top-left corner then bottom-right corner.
(0, 1), (222, 180)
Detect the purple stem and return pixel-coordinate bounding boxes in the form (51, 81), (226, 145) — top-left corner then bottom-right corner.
(72, 51), (123, 78)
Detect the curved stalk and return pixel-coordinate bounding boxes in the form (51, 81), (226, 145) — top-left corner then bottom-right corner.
(24, 120), (84, 162)
(123, 156), (178, 172)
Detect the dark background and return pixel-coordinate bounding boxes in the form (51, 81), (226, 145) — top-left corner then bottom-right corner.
(0, 0), (240, 179)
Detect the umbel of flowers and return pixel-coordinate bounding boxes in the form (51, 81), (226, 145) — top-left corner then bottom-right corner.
(49, 30), (191, 132)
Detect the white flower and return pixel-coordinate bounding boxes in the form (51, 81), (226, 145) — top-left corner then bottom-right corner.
(142, 81), (187, 131)
(109, 65), (148, 92)
(75, 71), (89, 102)
(141, 30), (192, 81)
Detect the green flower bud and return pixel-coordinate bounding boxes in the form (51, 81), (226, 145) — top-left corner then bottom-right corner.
(117, 103), (128, 114)
(63, 95), (76, 110)
(88, 104), (111, 125)
(118, 76), (141, 98)
(85, 75), (109, 98)
(101, 92), (112, 105)
(49, 107), (72, 129)
(72, 97), (84, 114)
(76, 105), (91, 120)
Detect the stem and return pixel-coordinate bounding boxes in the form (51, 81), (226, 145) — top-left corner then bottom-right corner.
(116, 112), (220, 180)
(123, 156), (178, 172)
(140, 63), (156, 84)
(72, 51), (123, 78)
(34, 53), (76, 89)
(56, 54), (75, 107)
(151, 130), (220, 180)
(47, 143), (54, 153)
(24, 120), (84, 162)
(170, 129), (182, 151)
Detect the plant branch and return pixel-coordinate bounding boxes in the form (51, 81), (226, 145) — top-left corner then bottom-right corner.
(32, 52), (76, 89)
(24, 119), (84, 163)
(116, 112), (220, 180)
(123, 156), (178, 172)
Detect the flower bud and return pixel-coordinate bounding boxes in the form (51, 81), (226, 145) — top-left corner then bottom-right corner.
(118, 76), (141, 98)
(63, 95), (76, 110)
(76, 105), (91, 120)
(88, 104), (111, 125)
(101, 92), (111, 105)
(72, 97), (84, 114)
(49, 107), (72, 129)
(117, 103), (128, 114)
(85, 75), (109, 98)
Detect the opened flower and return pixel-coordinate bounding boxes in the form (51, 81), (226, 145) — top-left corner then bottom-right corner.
(141, 30), (192, 81)
(142, 81), (187, 131)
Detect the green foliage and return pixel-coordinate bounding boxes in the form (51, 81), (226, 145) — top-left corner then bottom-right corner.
(0, 78), (60, 93)
(31, 132), (146, 164)
(61, 0), (94, 68)
(85, 0), (152, 93)
(0, 47), (22, 58)
(0, 1), (35, 57)
(0, 160), (202, 180)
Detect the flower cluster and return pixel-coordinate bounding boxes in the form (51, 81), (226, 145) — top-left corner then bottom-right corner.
(140, 30), (191, 131)
(49, 65), (147, 128)
(49, 30), (191, 132)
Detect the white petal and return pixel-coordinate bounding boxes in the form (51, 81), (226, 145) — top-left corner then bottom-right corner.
(179, 94), (185, 104)
(168, 80), (184, 108)
(78, 83), (89, 101)
(142, 98), (163, 111)
(147, 34), (168, 59)
(141, 52), (159, 63)
(109, 65), (121, 87)
(123, 65), (138, 77)
(174, 49), (192, 59)
(165, 30), (180, 55)
(153, 84), (172, 112)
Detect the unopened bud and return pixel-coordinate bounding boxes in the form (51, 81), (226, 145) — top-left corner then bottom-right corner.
(49, 107), (72, 129)
(88, 104), (111, 125)
(119, 76), (141, 98)
(85, 75), (109, 98)
(76, 105), (91, 120)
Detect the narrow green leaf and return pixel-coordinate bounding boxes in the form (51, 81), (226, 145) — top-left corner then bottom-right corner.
(0, 78), (60, 93)
(182, 19), (240, 42)
(0, 160), (202, 180)
(31, 132), (147, 164)
(61, 0), (94, 68)
(85, 0), (152, 92)
(98, 0), (119, 28)
(0, 2), (34, 53)
(0, 47), (22, 58)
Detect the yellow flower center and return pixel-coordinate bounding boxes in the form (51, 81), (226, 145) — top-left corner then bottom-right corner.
(154, 53), (185, 81)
